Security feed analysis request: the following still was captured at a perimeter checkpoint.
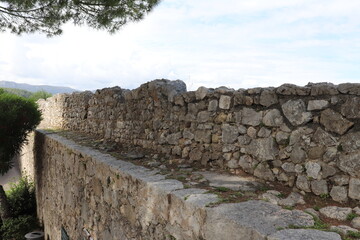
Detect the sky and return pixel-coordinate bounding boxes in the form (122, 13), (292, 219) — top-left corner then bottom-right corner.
(1, 0), (360, 91)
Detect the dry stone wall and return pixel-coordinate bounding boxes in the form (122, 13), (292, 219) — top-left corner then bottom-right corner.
(38, 80), (360, 203)
(28, 130), (332, 240)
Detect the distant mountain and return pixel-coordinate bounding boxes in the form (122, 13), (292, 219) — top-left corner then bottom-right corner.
(0, 81), (78, 94)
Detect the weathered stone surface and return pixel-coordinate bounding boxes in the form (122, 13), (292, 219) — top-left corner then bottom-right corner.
(247, 127), (257, 138)
(241, 108), (262, 126)
(197, 111), (211, 122)
(278, 192), (305, 207)
(332, 175), (350, 186)
(338, 152), (360, 178)
(233, 90), (245, 106)
(276, 84), (310, 95)
(208, 99), (218, 111)
(294, 164), (304, 174)
(321, 164), (337, 178)
(309, 83), (338, 96)
(330, 225), (358, 235)
(254, 162), (275, 181)
(304, 208), (319, 218)
(307, 100), (329, 111)
(341, 97), (360, 118)
(227, 159), (239, 169)
(219, 95), (231, 109)
(166, 132), (182, 145)
(282, 99), (312, 126)
(319, 206), (352, 221)
(195, 86), (210, 100)
(268, 229), (341, 240)
(260, 190), (281, 205)
(340, 132), (360, 153)
(320, 109), (354, 135)
(311, 180), (328, 195)
(312, 127), (337, 146)
(282, 162), (295, 173)
(308, 146), (325, 160)
(194, 130), (211, 143)
(330, 186), (348, 202)
(349, 177), (360, 200)
(238, 155), (257, 174)
(354, 207), (360, 215)
(338, 83), (360, 95)
(351, 217), (360, 229)
(204, 201), (314, 240)
(189, 148), (203, 161)
(183, 129), (194, 140)
(259, 89), (278, 107)
(246, 138), (279, 161)
(290, 146), (307, 164)
(275, 131), (289, 145)
(323, 147), (337, 163)
(257, 127), (271, 138)
(199, 172), (262, 192)
(263, 109), (284, 127)
(289, 127), (314, 145)
(296, 175), (311, 192)
(306, 162), (321, 179)
(238, 135), (252, 146)
(221, 124), (239, 144)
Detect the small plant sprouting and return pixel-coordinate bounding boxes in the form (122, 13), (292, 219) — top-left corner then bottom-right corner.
(213, 186), (231, 192)
(313, 206), (320, 211)
(347, 213), (358, 221)
(276, 193), (286, 198)
(320, 193), (330, 199)
(258, 185), (270, 192)
(337, 144), (343, 152)
(347, 231), (360, 238)
(283, 206), (294, 210)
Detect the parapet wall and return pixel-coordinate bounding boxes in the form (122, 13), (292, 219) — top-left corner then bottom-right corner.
(37, 80), (360, 203)
(28, 130), (324, 240)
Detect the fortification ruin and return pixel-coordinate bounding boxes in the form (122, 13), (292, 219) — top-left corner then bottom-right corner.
(20, 80), (360, 239)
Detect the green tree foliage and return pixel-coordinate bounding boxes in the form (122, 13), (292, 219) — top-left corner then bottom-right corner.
(0, 0), (161, 36)
(6, 177), (36, 216)
(0, 215), (38, 240)
(0, 93), (41, 175)
(0, 88), (32, 98)
(29, 90), (52, 101)
(0, 177), (38, 240)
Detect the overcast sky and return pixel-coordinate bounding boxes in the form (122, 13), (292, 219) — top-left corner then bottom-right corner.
(1, 0), (360, 91)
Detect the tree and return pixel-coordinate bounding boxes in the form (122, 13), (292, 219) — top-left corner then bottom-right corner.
(0, 92), (41, 221)
(29, 90), (52, 101)
(0, 0), (161, 36)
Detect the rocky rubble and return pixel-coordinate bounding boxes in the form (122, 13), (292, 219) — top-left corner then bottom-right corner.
(37, 80), (360, 204)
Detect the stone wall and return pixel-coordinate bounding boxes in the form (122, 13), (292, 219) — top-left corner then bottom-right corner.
(37, 80), (360, 203)
(26, 130), (330, 240)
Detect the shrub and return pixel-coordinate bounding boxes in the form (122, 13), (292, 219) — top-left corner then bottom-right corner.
(0, 215), (38, 240)
(6, 177), (36, 216)
(0, 93), (42, 174)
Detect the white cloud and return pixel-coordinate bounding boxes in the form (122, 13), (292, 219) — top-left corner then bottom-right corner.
(0, 0), (359, 91)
